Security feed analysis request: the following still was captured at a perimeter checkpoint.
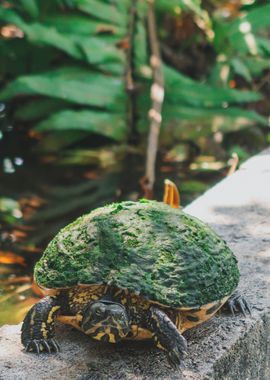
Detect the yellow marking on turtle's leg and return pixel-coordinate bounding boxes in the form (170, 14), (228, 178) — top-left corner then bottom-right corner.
(121, 297), (127, 305)
(163, 179), (180, 208)
(93, 332), (106, 341)
(114, 288), (123, 297)
(41, 322), (48, 339)
(109, 334), (116, 343)
(47, 306), (60, 324)
(154, 335), (165, 350)
(30, 310), (36, 325)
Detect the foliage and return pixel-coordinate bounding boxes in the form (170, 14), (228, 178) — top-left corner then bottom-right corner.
(213, 3), (270, 81)
(0, 197), (22, 224)
(0, 0), (268, 159)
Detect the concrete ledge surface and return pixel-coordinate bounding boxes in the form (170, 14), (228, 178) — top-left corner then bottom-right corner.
(1, 149), (270, 380)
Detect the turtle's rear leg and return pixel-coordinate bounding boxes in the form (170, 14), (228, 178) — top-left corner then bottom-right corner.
(21, 296), (61, 354)
(223, 292), (252, 317)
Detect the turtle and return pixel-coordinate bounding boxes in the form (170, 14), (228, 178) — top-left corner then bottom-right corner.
(21, 180), (251, 368)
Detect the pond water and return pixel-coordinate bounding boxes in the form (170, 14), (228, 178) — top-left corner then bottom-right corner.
(0, 106), (223, 326)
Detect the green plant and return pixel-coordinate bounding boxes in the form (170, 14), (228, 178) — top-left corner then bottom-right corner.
(213, 2), (270, 83)
(0, 0), (267, 160)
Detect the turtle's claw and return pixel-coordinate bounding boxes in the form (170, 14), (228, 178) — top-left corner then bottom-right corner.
(227, 292), (252, 317)
(50, 338), (60, 352)
(25, 342), (31, 352)
(43, 340), (51, 354)
(167, 335), (187, 369)
(176, 334), (188, 356)
(33, 340), (40, 355)
(24, 338), (60, 354)
(167, 349), (181, 369)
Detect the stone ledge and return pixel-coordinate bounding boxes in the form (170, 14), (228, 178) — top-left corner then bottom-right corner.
(1, 149), (270, 380)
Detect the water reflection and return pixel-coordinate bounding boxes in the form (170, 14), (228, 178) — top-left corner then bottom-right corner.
(3, 158), (15, 173)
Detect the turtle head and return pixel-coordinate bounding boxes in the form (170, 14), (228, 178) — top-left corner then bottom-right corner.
(80, 300), (130, 343)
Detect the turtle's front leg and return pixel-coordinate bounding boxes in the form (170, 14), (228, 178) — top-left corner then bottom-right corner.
(21, 296), (61, 354)
(146, 307), (187, 368)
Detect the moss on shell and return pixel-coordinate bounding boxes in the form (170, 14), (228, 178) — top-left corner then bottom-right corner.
(34, 201), (240, 308)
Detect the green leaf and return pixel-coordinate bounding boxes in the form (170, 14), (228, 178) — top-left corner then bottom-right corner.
(22, 23), (82, 59)
(33, 131), (89, 152)
(0, 7), (25, 28)
(0, 10), (82, 59)
(257, 37), (270, 56)
(74, 0), (127, 26)
(26, 25), (125, 73)
(18, 0), (39, 19)
(34, 109), (127, 141)
(244, 57), (270, 77)
(164, 65), (262, 107)
(160, 105), (268, 142)
(77, 36), (125, 66)
(55, 146), (127, 166)
(43, 14), (125, 36)
(163, 104), (268, 125)
(231, 58), (252, 82)
(14, 98), (69, 121)
(0, 67), (125, 111)
(0, 11), (125, 70)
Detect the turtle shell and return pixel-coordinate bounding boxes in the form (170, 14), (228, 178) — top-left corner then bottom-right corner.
(34, 200), (239, 308)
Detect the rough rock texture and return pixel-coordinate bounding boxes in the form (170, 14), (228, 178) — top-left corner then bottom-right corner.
(35, 200), (239, 307)
(1, 149), (270, 380)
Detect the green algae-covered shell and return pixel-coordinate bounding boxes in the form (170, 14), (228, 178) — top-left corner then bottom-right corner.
(34, 200), (239, 308)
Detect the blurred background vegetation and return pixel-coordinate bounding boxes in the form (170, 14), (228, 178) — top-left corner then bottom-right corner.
(0, 0), (269, 324)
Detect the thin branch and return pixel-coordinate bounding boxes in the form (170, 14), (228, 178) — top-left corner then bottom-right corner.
(144, 0), (164, 197)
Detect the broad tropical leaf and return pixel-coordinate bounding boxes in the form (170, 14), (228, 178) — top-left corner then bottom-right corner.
(0, 0), (267, 158)
(34, 110), (127, 141)
(0, 68), (126, 110)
